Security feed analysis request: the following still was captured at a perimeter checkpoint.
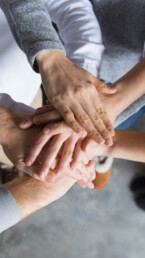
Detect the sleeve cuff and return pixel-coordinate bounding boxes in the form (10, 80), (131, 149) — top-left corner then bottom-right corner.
(27, 41), (66, 72)
(0, 187), (20, 233)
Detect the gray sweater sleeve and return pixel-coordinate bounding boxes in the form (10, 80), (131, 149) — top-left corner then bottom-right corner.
(0, 187), (20, 233)
(0, 0), (65, 71)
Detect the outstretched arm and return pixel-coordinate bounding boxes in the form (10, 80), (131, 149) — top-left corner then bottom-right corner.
(86, 130), (145, 163)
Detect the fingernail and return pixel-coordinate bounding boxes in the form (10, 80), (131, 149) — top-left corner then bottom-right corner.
(43, 127), (51, 135)
(20, 119), (30, 125)
(76, 127), (82, 134)
(26, 160), (32, 167)
(105, 137), (113, 146)
(96, 136), (104, 144)
(33, 117), (39, 124)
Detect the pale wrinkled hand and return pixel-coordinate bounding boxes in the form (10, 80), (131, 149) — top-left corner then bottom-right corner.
(36, 50), (116, 145)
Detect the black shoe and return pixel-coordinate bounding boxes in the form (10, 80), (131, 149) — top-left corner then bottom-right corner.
(135, 194), (145, 211)
(130, 176), (145, 195)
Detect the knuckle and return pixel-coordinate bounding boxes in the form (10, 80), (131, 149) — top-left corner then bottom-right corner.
(74, 85), (83, 95)
(98, 108), (107, 117)
(90, 130), (99, 138)
(102, 130), (110, 138)
(63, 110), (72, 118)
(78, 113), (89, 123)
(51, 95), (60, 103)
(92, 115), (101, 123)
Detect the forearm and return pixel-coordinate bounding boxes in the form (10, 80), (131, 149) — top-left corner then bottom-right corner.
(0, 0), (65, 70)
(4, 174), (75, 221)
(45, 0), (104, 77)
(107, 58), (145, 121)
(87, 130), (145, 163)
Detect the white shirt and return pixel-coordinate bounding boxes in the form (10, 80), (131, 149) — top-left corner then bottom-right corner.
(44, 0), (104, 78)
(0, 9), (41, 105)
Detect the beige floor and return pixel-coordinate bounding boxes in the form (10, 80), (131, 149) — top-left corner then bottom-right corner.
(0, 88), (42, 168)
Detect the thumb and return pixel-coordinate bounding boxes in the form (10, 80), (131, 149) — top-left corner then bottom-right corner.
(94, 78), (117, 95)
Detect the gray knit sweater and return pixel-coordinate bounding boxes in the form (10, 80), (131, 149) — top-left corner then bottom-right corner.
(0, 0), (65, 71)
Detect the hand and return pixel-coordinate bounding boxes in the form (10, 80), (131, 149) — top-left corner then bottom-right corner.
(2, 108), (95, 189)
(19, 89), (118, 174)
(19, 119), (95, 188)
(36, 50), (116, 145)
(19, 90), (118, 176)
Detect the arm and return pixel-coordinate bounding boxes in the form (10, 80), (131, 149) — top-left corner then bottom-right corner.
(86, 130), (145, 163)
(83, 58), (145, 162)
(44, 0), (104, 77)
(3, 174), (75, 222)
(0, 104), (76, 233)
(0, 0), (115, 143)
(0, 0), (65, 70)
(24, 57), (145, 168)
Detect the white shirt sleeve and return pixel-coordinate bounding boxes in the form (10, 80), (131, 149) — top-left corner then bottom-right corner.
(44, 0), (104, 78)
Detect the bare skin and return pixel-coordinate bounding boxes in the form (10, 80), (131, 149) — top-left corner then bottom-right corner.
(0, 106), (95, 189)
(19, 57), (145, 181)
(22, 50), (116, 146)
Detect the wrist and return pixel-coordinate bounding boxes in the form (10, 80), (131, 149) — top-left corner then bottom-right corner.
(0, 107), (24, 147)
(4, 175), (54, 220)
(0, 107), (15, 146)
(4, 174), (75, 221)
(36, 50), (66, 71)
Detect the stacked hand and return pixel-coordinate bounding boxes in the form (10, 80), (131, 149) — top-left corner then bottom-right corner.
(36, 50), (116, 145)
(18, 87), (118, 189)
(2, 109), (95, 189)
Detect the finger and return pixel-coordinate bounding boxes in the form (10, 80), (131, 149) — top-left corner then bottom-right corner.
(94, 79), (117, 94)
(97, 107), (115, 138)
(76, 180), (87, 189)
(81, 137), (93, 152)
(25, 131), (52, 167)
(56, 134), (79, 174)
(35, 104), (55, 115)
(92, 94), (115, 137)
(43, 121), (72, 135)
(39, 133), (71, 179)
(84, 179), (94, 190)
(25, 122), (72, 166)
(19, 115), (34, 129)
(86, 160), (96, 181)
(33, 110), (62, 125)
(81, 97), (113, 145)
(70, 102), (105, 144)
(66, 168), (83, 181)
(54, 102), (83, 134)
(71, 138), (84, 170)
